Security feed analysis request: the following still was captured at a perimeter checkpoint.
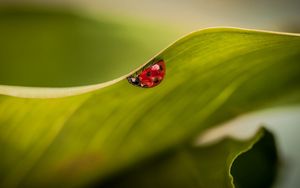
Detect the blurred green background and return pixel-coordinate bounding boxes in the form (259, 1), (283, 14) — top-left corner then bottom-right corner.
(2, 0), (300, 33)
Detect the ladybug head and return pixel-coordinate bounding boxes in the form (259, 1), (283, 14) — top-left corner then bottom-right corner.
(127, 76), (140, 86)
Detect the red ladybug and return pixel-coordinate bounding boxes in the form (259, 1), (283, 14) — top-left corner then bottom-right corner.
(127, 60), (166, 88)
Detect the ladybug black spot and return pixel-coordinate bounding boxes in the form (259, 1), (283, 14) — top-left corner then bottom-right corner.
(159, 65), (163, 70)
(153, 77), (159, 83)
(146, 71), (151, 77)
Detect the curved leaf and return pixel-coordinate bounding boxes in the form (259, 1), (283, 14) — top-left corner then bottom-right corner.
(99, 128), (278, 188)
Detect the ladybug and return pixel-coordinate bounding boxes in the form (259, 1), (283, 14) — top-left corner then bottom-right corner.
(127, 60), (166, 88)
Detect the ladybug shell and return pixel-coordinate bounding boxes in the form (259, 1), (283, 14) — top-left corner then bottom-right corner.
(127, 60), (166, 88)
(138, 60), (165, 88)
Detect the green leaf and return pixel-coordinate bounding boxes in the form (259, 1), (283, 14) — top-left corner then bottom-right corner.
(0, 7), (300, 187)
(231, 129), (278, 188)
(99, 128), (278, 188)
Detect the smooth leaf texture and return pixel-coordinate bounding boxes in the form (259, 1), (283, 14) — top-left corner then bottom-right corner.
(0, 7), (300, 188)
